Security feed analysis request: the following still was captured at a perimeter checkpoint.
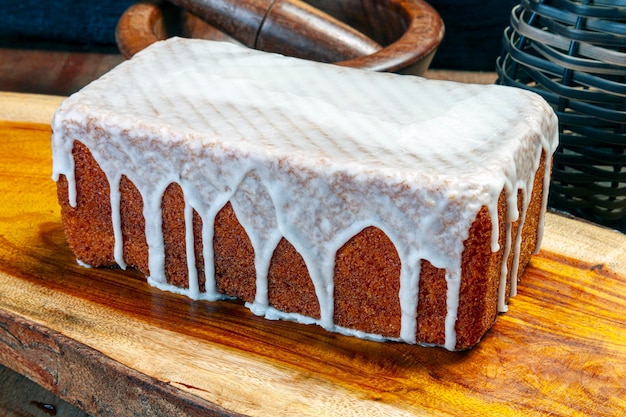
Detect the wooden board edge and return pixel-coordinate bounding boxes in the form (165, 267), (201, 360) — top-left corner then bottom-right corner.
(0, 91), (65, 125)
(542, 211), (626, 277)
(0, 306), (245, 417)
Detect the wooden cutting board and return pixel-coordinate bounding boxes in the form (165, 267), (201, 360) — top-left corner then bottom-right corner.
(1, 92), (625, 417)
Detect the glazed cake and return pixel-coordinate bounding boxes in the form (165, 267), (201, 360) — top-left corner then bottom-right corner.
(52, 38), (558, 350)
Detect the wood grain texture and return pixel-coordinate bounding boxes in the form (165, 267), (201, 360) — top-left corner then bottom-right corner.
(0, 93), (625, 416)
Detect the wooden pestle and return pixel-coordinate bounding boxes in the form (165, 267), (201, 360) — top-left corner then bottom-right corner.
(167, 0), (383, 62)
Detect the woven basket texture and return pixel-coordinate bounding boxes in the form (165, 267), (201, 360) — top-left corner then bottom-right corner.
(496, 0), (626, 230)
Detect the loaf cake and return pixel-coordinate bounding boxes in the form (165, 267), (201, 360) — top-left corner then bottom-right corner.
(51, 38), (558, 350)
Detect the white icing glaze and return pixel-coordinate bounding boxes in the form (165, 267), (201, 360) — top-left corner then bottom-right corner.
(75, 259), (92, 268)
(51, 38), (559, 350)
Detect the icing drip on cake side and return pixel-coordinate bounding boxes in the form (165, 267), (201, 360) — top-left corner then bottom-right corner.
(51, 38), (559, 350)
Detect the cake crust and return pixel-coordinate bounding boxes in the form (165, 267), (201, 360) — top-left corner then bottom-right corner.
(57, 141), (547, 349)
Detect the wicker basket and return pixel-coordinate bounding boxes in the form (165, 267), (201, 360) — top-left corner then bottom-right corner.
(496, 0), (626, 230)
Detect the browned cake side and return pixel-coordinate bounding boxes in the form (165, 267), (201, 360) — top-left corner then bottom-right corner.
(57, 140), (546, 350)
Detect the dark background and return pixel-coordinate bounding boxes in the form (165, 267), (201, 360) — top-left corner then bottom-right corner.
(1, 0), (519, 71)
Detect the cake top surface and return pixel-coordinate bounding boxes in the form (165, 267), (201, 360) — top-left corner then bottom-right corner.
(54, 38), (555, 185)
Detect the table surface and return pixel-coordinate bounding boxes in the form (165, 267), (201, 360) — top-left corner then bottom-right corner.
(1, 47), (625, 417)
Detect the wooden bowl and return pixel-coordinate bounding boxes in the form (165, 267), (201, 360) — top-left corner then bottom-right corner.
(115, 0), (444, 75)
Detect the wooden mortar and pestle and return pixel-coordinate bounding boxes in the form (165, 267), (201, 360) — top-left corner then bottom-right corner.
(116, 0), (444, 74)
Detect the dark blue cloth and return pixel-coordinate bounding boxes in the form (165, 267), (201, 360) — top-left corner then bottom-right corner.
(428, 0), (518, 71)
(1, 0), (136, 45)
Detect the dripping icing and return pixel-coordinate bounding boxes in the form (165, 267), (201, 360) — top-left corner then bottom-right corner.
(51, 38), (559, 350)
